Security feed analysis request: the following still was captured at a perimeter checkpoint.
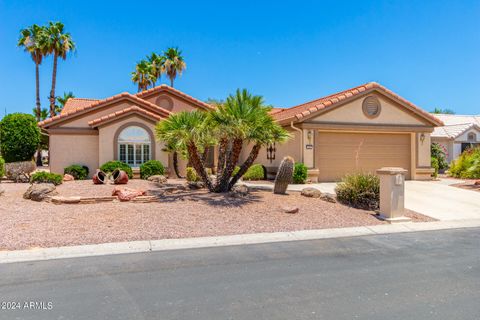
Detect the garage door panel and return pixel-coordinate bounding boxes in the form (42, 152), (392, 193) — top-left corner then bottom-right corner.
(316, 132), (411, 182)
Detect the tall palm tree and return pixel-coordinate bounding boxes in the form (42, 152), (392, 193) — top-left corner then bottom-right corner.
(18, 24), (47, 123)
(55, 91), (75, 114)
(131, 60), (154, 92)
(18, 24), (47, 167)
(147, 52), (164, 87)
(156, 111), (214, 191)
(162, 47), (186, 87)
(44, 22), (76, 118)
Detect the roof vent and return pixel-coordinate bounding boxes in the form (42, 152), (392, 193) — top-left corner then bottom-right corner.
(362, 96), (381, 118)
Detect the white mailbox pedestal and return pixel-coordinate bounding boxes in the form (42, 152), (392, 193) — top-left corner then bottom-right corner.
(376, 167), (411, 223)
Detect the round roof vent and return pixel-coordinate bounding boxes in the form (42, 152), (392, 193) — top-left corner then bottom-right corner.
(362, 96), (381, 118)
(156, 96), (174, 111)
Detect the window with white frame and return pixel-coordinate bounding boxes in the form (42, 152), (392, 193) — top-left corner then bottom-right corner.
(117, 126), (151, 167)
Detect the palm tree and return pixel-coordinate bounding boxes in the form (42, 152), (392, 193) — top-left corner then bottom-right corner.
(131, 60), (154, 92)
(162, 142), (184, 178)
(18, 24), (47, 123)
(44, 22), (76, 118)
(156, 111), (214, 190)
(18, 24), (47, 167)
(55, 91), (75, 114)
(431, 107), (455, 114)
(147, 52), (165, 87)
(162, 47), (186, 87)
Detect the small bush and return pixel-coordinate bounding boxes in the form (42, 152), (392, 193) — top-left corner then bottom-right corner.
(140, 160), (165, 179)
(431, 157), (439, 179)
(431, 142), (449, 171)
(242, 164), (265, 181)
(30, 171), (63, 185)
(186, 167), (199, 182)
(293, 163), (308, 184)
(0, 156), (4, 178)
(64, 164), (89, 180)
(232, 166), (240, 177)
(100, 161), (133, 179)
(335, 173), (380, 210)
(449, 148), (480, 179)
(0, 113), (41, 163)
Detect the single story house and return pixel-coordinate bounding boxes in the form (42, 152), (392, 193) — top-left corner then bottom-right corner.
(430, 114), (480, 163)
(38, 82), (442, 181)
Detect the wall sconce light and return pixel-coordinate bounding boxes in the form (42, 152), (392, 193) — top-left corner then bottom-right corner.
(307, 130), (313, 144)
(420, 133), (426, 144)
(266, 142), (276, 163)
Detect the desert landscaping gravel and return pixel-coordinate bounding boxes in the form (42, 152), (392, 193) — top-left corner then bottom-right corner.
(0, 180), (433, 250)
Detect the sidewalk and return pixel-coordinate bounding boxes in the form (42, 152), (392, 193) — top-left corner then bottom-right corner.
(1, 219), (480, 265)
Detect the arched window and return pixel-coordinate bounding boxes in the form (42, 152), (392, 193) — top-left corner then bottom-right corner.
(467, 132), (476, 142)
(117, 126), (151, 167)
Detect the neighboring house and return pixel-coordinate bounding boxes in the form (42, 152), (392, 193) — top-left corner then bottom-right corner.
(430, 114), (480, 163)
(39, 82), (442, 182)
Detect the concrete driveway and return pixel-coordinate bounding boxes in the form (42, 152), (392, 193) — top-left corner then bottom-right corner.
(405, 180), (480, 221)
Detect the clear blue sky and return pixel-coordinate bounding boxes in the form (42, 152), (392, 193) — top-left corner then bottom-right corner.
(0, 0), (479, 117)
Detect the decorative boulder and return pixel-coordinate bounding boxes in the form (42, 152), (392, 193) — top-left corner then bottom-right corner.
(5, 161), (36, 183)
(63, 174), (75, 182)
(23, 183), (58, 201)
(282, 206), (299, 214)
(147, 175), (168, 184)
(301, 187), (321, 198)
(112, 169), (129, 185)
(0, 185), (4, 196)
(186, 181), (205, 190)
(229, 184), (250, 198)
(93, 170), (107, 184)
(475, 180), (480, 186)
(320, 193), (337, 203)
(112, 187), (146, 201)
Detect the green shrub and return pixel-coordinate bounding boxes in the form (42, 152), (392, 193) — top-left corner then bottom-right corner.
(431, 157), (439, 179)
(186, 167), (199, 182)
(242, 164), (265, 181)
(293, 163), (308, 184)
(232, 166), (240, 177)
(431, 142), (449, 171)
(335, 173), (380, 210)
(64, 164), (89, 180)
(0, 113), (41, 163)
(0, 156), (4, 178)
(140, 160), (165, 179)
(449, 148), (480, 179)
(30, 171), (63, 185)
(100, 161), (133, 179)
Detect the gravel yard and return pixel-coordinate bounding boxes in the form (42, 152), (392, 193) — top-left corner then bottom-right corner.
(0, 180), (433, 251)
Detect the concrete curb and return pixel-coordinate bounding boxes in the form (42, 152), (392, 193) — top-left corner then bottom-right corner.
(2, 219), (480, 264)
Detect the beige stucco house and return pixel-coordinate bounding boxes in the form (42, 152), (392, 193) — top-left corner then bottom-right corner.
(39, 82), (442, 181)
(430, 114), (480, 163)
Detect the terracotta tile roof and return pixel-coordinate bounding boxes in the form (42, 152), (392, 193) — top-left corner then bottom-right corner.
(136, 84), (213, 110)
(39, 92), (171, 128)
(273, 82), (443, 126)
(61, 98), (99, 115)
(269, 108), (285, 115)
(88, 106), (163, 127)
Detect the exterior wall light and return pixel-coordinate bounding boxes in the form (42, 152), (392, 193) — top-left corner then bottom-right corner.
(267, 142), (276, 163)
(420, 133), (426, 144)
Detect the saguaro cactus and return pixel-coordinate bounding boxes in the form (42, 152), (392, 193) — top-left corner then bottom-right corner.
(273, 156), (295, 194)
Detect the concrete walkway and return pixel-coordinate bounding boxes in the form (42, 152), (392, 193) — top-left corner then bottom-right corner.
(246, 179), (480, 221)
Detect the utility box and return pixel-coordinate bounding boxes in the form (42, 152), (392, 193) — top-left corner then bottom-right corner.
(376, 167), (411, 223)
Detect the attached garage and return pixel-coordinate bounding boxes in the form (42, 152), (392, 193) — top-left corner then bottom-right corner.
(315, 131), (411, 182)
(268, 82), (444, 182)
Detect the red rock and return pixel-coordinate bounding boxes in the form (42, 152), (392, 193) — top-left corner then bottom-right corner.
(63, 174), (75, 182)
(474, 180), (480, 186)
(112, 187), (146, 201)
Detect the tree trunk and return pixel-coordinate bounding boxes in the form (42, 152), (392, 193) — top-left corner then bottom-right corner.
(49, 52), (58, 117)
(187, 141), (214, 191)
(214, 138), (243, 192)
(216, 138), (227, 181)
(228, 143), (261, 190)
(172, 151), (183, 178)
(170, 78), (174, 87)
(35, 61), (43, 167)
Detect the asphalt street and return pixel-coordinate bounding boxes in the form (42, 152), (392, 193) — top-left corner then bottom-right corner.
(1, 228), (479, 320)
